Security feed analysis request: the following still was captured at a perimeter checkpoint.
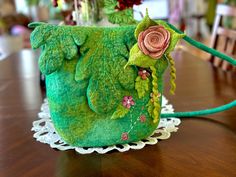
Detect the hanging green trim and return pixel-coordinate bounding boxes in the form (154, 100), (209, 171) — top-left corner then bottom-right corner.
(150, 66), (161, 123)
(166, 54), (176, 95)
(147, 99), (154, 118)
(125, 11), (182, 123)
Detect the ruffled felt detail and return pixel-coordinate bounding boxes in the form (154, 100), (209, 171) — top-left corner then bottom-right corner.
(29, 23), (87, 75)
(30, 23), (138, 115)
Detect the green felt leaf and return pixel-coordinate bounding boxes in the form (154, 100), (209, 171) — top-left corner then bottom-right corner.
(166, 32), (185, 54)
(135, 76), (150, 98)
(30, 24), (88, 75)
(134, 11), (157, 39)
(75, 54), (93, 81)
(154, 56), (169, 75)
(72, 30), (87, 46)
(39, 44), (63, 75)
(118, 64), (136, 90)
(30, 24), (53, 49)
(125, 44), (157, 68)
(111, 104), (129, 119)
(60, 35), (78, 60)
(87, 75), (122, 114)
(157, 20), (186, 54)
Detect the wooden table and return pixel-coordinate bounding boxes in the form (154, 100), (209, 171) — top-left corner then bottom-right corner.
(0, 49), (235, 177)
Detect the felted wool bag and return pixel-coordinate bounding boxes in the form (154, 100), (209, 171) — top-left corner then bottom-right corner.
(29, 13), (236, 147)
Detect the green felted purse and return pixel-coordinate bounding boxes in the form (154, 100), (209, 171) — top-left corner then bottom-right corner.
(29, 13), (236, 147)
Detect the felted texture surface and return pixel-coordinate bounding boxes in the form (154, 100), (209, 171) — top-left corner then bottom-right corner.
(30, 24), (169, 147)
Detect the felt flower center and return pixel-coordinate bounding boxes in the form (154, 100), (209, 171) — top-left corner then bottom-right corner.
(122, 96), (135, 109)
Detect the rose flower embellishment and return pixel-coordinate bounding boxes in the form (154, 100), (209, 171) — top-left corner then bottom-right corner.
(138, 26), (170, 59)
(125, 11), (185, 68)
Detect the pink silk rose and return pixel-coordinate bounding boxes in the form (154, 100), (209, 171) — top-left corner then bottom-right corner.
(138, 26), (170, 59)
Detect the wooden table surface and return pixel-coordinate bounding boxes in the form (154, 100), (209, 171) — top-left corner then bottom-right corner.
(0, 49), (235, 177)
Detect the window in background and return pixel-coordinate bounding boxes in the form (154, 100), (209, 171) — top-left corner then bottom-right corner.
(133, 0), (169, 21)
(14, 0), (29, 15)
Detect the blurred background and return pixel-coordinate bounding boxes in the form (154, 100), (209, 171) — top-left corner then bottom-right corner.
(0, 0), (236, 60)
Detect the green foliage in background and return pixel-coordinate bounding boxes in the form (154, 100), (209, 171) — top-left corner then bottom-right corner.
(104, 0), (136, 25)
(25, 0), (40, 6)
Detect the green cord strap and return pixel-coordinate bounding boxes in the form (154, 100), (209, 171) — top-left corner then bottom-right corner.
(161, 100), (236, 118)
(167, 23), (236, 66)
(161, 23), (236, 118)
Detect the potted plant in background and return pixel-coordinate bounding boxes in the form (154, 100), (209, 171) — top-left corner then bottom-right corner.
(52, 0), (102, 25)
(25, 0), (50, 21)
(103, 0), (142, 25)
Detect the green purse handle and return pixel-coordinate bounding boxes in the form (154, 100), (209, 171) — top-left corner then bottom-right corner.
(161, 23), (236, 118)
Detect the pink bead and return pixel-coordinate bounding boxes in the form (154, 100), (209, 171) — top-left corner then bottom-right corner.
(121, 132), (129, 140)
(140, 115), (146, 123)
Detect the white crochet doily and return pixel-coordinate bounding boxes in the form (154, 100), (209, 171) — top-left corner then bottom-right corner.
(32, 97), (181, 154)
